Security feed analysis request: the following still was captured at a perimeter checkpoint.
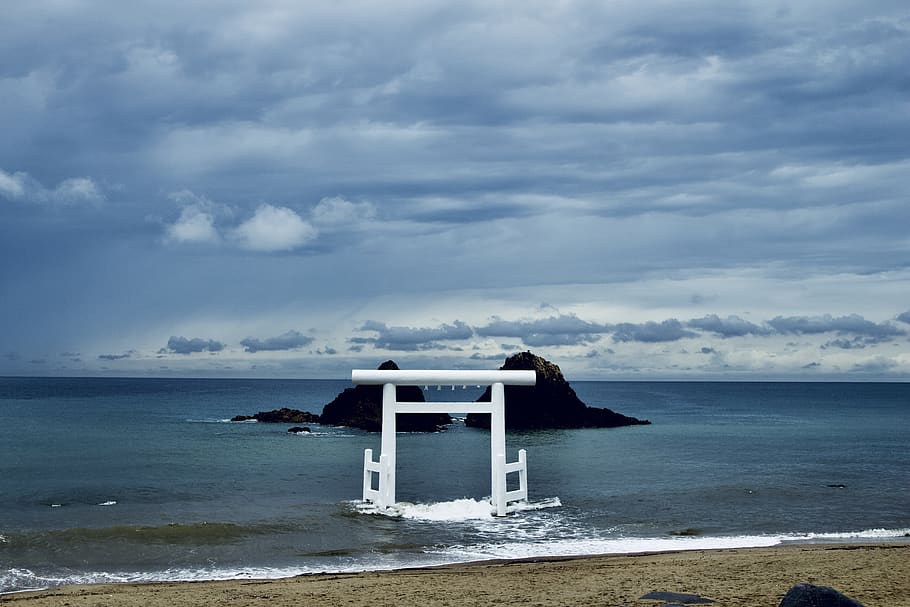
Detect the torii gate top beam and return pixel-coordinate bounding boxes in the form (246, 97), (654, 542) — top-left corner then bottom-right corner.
(352, 369), (536, 386)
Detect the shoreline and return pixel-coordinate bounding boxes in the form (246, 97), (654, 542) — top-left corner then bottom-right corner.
(3, 542), (908, 607)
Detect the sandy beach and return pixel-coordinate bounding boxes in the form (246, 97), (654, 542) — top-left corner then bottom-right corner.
(3, 543), (907, 607)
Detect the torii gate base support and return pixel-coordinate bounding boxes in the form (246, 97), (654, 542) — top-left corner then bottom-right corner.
(354, 369), (536, 516)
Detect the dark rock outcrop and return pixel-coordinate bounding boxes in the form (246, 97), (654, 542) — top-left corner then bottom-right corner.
(319, 360), (452, 432)
(231, 408), (320, 424)
(640, 591), (714, 604)
(465, 352), (650, 430)
(287, 426), (311, 434)
(778, 583), (865, 607)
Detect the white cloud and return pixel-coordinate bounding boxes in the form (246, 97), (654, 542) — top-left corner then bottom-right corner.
(52, 177), (105, 206)
(166, 205), (220, 245)
(0, 169), (104, 206)
(311, 196), (377, 225)
(231, 204), (317, 252)
(163, 194), (321, 251)
(0, 169), (27, 199)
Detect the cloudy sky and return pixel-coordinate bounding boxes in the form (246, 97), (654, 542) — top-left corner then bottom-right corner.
(2, 1), (909, 380)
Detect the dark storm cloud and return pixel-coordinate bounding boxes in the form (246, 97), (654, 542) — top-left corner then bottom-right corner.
(3, 1), (906, 218)
(475, 314), (607, 347)
(822, 338), (867, 350)
(241, 331), (313, 353)
(767, 314), (904, 341)
(687, 315), (771, 338)
(352, 320), (473, 351)
(163, 336), (225, 355)
(610, 320), (699, 343)
(98, 352), (131, 361)
(349, 308), (910, 353)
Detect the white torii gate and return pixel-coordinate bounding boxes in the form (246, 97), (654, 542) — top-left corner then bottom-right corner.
(353, 369), (536, 516)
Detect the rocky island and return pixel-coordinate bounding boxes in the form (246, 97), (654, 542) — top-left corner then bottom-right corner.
(232, 353), (648, 432)
(230, 408), (320, 424)
(465, 351), (650, 430)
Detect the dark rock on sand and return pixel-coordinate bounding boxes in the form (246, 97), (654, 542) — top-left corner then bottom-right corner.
(231, 408), (320, 424)
(465, 352), (651, 430)
(640, 591), (714, 604)
(319, 360), (452, 432)
(778, 583), (865, 607)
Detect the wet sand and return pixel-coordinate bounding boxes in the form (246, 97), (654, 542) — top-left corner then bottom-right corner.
(3, 543), (908, 607)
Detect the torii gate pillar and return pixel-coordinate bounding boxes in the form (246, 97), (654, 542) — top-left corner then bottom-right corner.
(354, 369), (536, 516)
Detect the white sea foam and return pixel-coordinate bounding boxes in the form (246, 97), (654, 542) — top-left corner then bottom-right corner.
(97, 501), (117, 506)
(435, 534), (786, 563)
(0, 562), (431, 596)
(355, 497), (562, 521)
(432, 527), (910, 563)
(786, 528), (910, 541)
(398, 499), (498, 521)
(290, 430), (355, 437)
(4, 528), (907, 595)
(353, 497), (910, 564)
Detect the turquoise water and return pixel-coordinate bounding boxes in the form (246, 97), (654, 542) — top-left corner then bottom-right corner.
(1, 378), (908, 593)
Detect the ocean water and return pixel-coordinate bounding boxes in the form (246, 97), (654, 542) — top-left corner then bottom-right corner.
(1, 378), (908, 593)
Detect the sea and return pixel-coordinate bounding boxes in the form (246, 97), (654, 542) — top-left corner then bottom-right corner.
(1, 377), (908, 594)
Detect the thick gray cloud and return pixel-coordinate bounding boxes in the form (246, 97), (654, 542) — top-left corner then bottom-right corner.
(475, 315), (606, 347)
(897, 311), (910, 324)
(822, 338), (867, 350)
(687, 315), (771, 338)
(610, 320), (699, 343)
(163, 336), (225, 355)
(352, 320), (473, 351)
(767, 314), (904, 341)
(0, 169), (105, 206)
(241, 331), (313, 353)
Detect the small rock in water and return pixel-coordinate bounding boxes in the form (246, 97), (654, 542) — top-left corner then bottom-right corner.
(288, 426), (311, 434)
(669, 528), (702, 536)
(232, 408), (320, 424)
